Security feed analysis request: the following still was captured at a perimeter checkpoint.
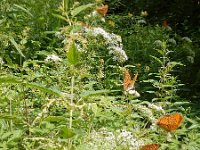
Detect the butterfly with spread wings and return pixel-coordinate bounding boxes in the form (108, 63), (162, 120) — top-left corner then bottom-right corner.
(123, 69), (140, 97)
(156, 113), (183, 132)
(140, 144), (161, 150)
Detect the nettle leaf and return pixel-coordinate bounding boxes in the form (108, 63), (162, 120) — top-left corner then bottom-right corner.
(44, 116), (66, 123)
(150, 55), (162, 65)
(80, 90), (110, 98)
(13, 4), (33, 17)
(67, 41), (79, 65)
(24, 82), (62, 96)
(71, 3), (94, 17)
(52, 13), (68, 22)
(59, 127), (75, 139)
(9, 36), (25, 57)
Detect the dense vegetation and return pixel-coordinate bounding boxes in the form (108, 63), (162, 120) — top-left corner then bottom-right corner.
(0, 0), (200, 149)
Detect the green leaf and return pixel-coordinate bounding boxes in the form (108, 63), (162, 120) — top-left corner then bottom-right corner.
(59, 127), (75, 139)
(24, 82), (62, 97)
(71, 3), (94, 17)
(52, 13), (68, 22)
(154, 48), (164, 55)
(81, 90), (110, 98)
(7, 130), (23, 142)
(150, 55), (162, 65)
(0, 76), (22, 84)
(44, 116), (66, 122)
(67, 41), (79, 65)
(9, 36), (25, 57)
(0, 77), (62, 97)
(13, 4), (33, 17)
(0, 114), (19, 120)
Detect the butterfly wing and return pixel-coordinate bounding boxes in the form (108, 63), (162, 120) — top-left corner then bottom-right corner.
(96, 5), (108, 16)
(168, 113), (183, 131)
(131, 72), (138, 86)
(123, 70), (132, 91)
(157, 113), (183, 132)
(123, 70), (138, 91)
(157, 115), (171, 131)
(140, 144), (161, 150)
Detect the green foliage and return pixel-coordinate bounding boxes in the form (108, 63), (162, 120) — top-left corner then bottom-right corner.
(67, 41), (80, 65)
(0, 0), (200, 149)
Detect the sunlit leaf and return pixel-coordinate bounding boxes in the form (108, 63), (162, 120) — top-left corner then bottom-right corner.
(9, 36), (25, 57)
(44, 116), (66, 122)
(14, 4), (33, 17)
(52, 13), (68, 22)
(59, 127), (75, 139)
(71, 3), (94, 17)
(150, 55), (162, 65)
(81, 90), (110, 98)
(67, 41), (79, 65)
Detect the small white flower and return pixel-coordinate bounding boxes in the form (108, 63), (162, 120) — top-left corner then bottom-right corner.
(45, 54), (62, 62)
(55, 31), (65, 40)
(137, 19), (146, 24)
(148, 103), (164, 113)
(182, 37), (192, 43)
(168, 38), (176, 45)
(86, 27), (128, 63)
(154, 40), (162, 47)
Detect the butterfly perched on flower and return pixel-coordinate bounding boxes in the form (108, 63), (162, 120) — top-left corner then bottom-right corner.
(96, 5), (108, 16)
(156, 113), (183, 132)
(123, 69), (140, 97)
(140, 144), (161, 150)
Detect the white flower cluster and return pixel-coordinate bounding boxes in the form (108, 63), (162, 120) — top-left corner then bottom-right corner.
(182, 37), (192, 43)
(135, 104), (156, 122)
(85, 128), (144, 150)
(116, 129), (144, 150)
(45, 54), (62, 62)
(147, 103), (165, 114)
(86, 27), (128, 63)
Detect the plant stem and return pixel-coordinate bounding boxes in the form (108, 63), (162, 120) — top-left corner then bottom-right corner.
(9, 95), (13, 131)
(69, 75), (74, 129)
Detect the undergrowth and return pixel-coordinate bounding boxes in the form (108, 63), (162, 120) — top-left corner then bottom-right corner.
(0, 0), (200, 150)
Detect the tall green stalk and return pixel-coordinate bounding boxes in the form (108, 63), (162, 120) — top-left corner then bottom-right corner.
(69, 75), (74, 129)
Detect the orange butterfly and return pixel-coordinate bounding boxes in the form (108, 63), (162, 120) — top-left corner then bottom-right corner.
(140, 144), (161, 150)
(123, 69), (140, 96)
(156, 113), (183, 132)
(162, 20), (169, 28)
(96, 5), (108, 16)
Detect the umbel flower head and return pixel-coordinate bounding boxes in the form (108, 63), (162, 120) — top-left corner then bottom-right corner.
(86, 27), (128, 63)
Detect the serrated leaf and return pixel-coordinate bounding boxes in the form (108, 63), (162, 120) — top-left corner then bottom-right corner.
(71, 3), (94, 17)
(81, 90), (110, 98)
(150, 55), (162, 65)
(9, 36), (25, 57)
(44, 116), (66, 122)
(0, 114), (19, 120)
(0, 76), (22, 84)
(59, 127), (75, 139)
(154, 48), (164, 55)
(67, 41), (79, 65)
(7, 130), (23, 142)
(24, 82), (62, 96)
(52, 13), (68, 22)
(14, 4), (33, 17)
